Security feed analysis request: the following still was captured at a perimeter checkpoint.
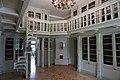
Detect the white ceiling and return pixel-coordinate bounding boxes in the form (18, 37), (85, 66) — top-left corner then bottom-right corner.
(29, 0), (84, 18)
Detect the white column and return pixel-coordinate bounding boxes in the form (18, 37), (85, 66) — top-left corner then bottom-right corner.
(77, 36), (82, 72)
(37, 39), (40, 66)
(96, 33), (103, 80)
(48, 38), (51, 67)
(42, 38), (44, 68)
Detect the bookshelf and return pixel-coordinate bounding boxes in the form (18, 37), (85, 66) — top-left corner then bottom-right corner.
(103, 35), (113, 65)
(5, 38), (14, 60)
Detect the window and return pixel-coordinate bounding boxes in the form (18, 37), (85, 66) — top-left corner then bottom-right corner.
(48, 24), (50, 32)
(57, 23), (60, 31)
(64, 23), (67, 31)
(73, 10), (77, 16)
(75, 19), (77, 29)
(61, 23), (63, 31)
(70, 21), (71, 30)
(45, 23), (47, 31)
(29, 21), (33, 30)
(81, 5), (87, 13)
(101, 0), (108, 3)
(5, 38), (14, 60)
(37, 22), (40, 30)
(113, 3), (118, 19)
(91, 12), (95, 24)
(88, 1), (95, 9)
(103, 35), (113, 65)
(41, 23), (43, 31)
(84, 16), (86, 26)
(101, 8), (105, 22)
(96, 10), (100, 23)
(45, 14), (47, 20)
(106, 6), (111, 20)
(77, 18), (80, 28)
(34, 22), (37, 30)
(35, 13), (41, 19)
(72, 20), (74, 29)
(81, 17), (83, 27)
(50, 24), (52, 32)
(28, 11), (34, 18)
(88, 14), (91, 25)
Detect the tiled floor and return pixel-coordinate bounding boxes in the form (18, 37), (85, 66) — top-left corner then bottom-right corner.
(0, 57), (97, 80)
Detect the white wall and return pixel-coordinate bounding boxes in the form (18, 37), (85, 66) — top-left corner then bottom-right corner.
(55, 37), (69, 65)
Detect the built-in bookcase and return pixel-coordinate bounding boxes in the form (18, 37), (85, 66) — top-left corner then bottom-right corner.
(82, 36), (97, 62)
(103, 35), (113, 65)
(115, 33), (120, 67)
(103, 33), (120, 68)
(5, 38), (14, 60)
(82, 37), (88, 60)
(89, 36), (96, 62)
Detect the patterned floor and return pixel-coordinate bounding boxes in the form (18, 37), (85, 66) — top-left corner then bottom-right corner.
(0, 65), (97, 80)
(0, 57), (97, 80)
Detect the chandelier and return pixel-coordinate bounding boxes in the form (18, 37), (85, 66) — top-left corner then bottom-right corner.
(52, 0), (76, 10)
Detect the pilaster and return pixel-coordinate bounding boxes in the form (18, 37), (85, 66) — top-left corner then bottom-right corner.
(42, 38), (44, 68)
(77, 36), (82, 72)
(48, 38), (51, 67)
(96, 33), (103, 80)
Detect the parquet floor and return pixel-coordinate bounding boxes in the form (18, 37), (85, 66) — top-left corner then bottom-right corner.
(0, 57), (97, 80)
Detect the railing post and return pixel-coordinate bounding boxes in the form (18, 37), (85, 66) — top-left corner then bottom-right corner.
(40, 22), (41, 31)
(63, 23), (65, 31)
(104, 7), (107, 21)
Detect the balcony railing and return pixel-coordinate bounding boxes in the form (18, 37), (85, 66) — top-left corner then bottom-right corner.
(20, 0), (120, 35)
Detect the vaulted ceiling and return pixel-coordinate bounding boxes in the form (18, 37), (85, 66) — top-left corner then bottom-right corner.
(0, 0), (86, 31)
(29, 0), (84, 19)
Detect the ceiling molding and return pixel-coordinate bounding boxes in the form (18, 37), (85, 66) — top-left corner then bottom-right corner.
(64, 14), (71, 19)
(49, 15), (65, 19)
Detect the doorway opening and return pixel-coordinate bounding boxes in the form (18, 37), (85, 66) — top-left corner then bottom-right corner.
(29, 40), (37, 78)
(69, 37), (77, 69)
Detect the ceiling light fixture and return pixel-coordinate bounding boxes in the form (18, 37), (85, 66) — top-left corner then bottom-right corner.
(52, 0), (76, 10)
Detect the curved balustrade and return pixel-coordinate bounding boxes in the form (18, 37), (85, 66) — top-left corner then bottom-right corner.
(20, 0), (120, 35)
